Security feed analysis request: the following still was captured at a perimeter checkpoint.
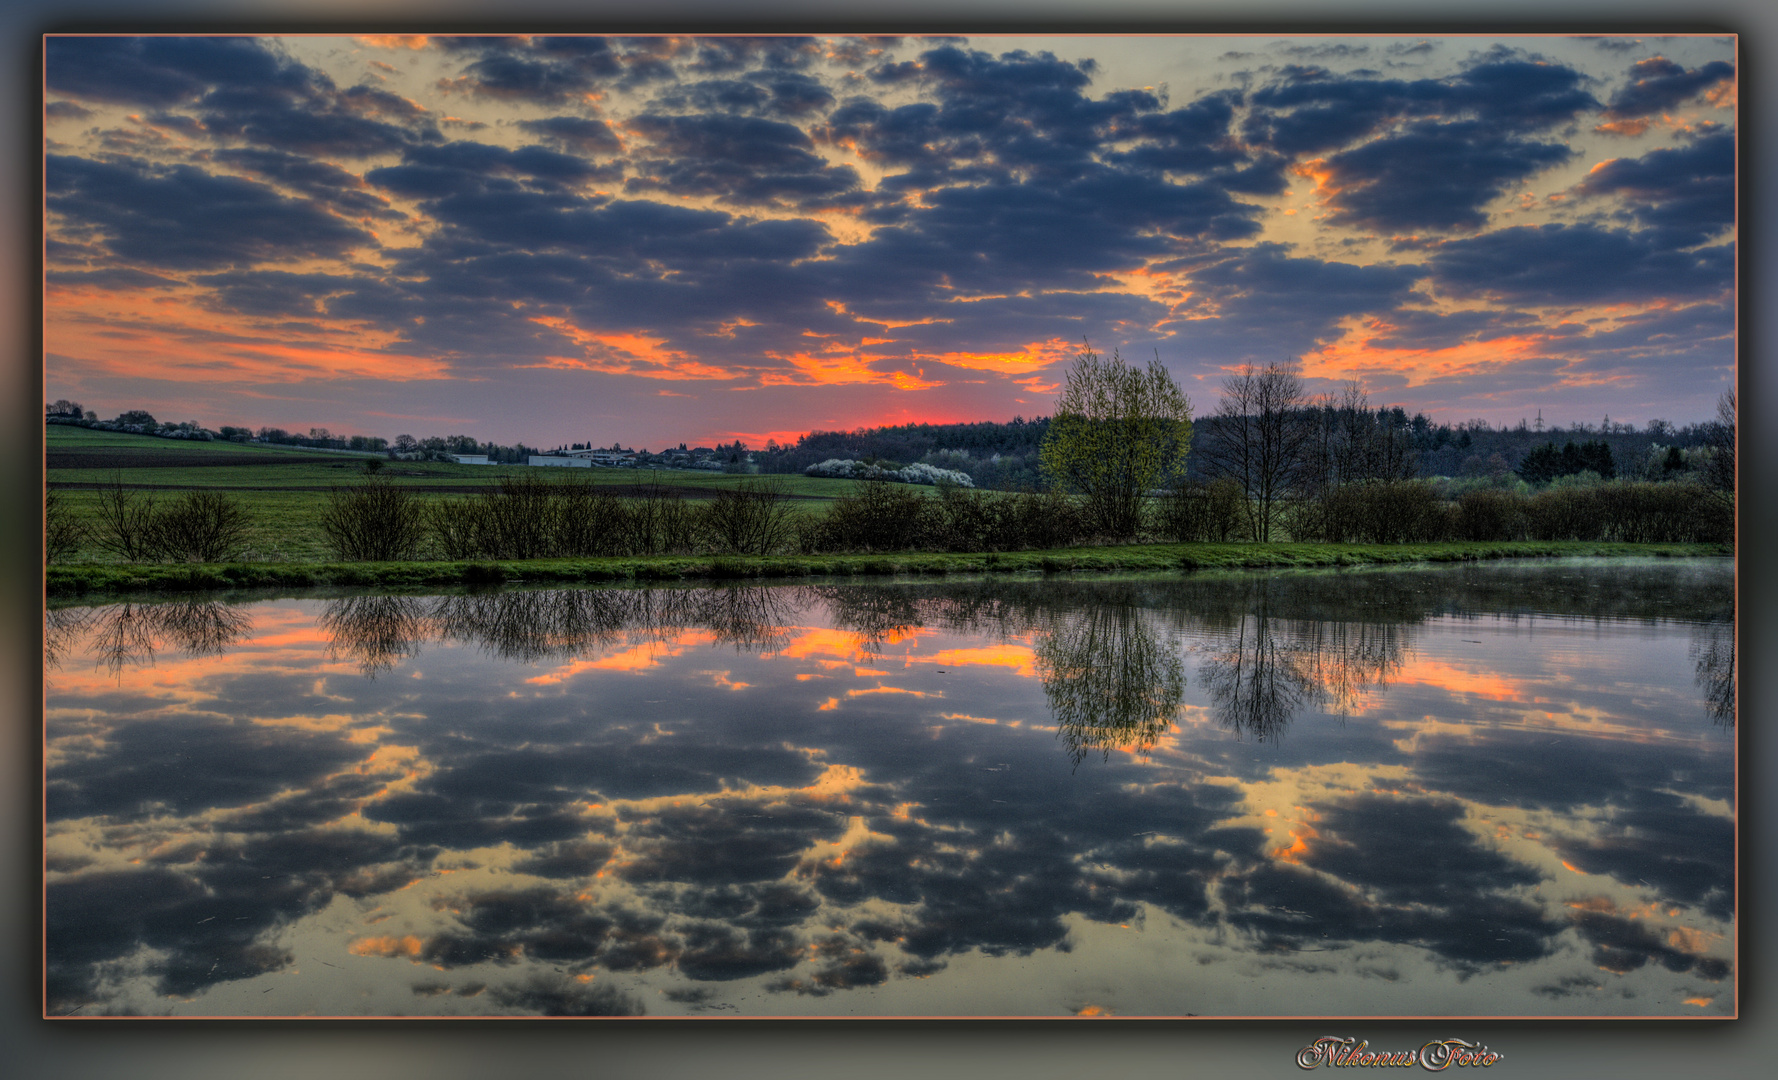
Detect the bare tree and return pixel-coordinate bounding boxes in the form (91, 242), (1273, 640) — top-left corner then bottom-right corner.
(1200, 361), (1310, 541)
(1703, 389), (1735, 510)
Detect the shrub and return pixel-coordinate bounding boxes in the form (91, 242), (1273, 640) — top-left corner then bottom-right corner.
(928, 485), (998, 552)
(479, 473), (559, 559)
(1524, 486), (1601, 541)
(1008, 488), (1090, 550)
(320, 478), (427, 561)
(621, 483), (698, 555)
(699, 479), (796, 555)
(45, 489), (87, 564)
(93, 475), (160, 562)
(805, 480), (935, 552)
(553, 480), (629, 557)
(1292, 481), (1453, 543)
(1156, 477), (1245, 542)
(1454, 488), (1527, 541)
(152, 490), (251, 562)
(428, 496), (490, 560)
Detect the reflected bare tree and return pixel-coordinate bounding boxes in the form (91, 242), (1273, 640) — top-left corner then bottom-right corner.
(1035, 604), (1186, 766)
(433, 589), (634, 663)
(1692, 620), (1735, 727)
(813, 585), (929, 659)
(333, 585), (808, 666)
(1196, 579), (1415, 740)
(1286, 620), (1412, 717)
(43, 606), (97, 672)
(1198, 612), (1307, 742)
(80, 599), (252, 677)
(320, 594), (430, 675)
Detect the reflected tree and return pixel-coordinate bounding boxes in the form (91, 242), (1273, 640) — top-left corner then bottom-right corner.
(814, 585), (929, 659)
(1692, 620), (1734, 727)
(320, 594), (431, 675)
(1196, 579), (1414, 740)
(81, 599), (253, 677)
(1035, 604), (1186, 766)
(43, 606), (97, 673)
(1198, 611), (1307, 742)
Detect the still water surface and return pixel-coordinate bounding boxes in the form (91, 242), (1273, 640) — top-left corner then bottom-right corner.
(44, 559), (1734, 1017)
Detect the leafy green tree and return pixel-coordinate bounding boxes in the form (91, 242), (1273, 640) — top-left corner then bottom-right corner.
(1040, 343), (1193, 539)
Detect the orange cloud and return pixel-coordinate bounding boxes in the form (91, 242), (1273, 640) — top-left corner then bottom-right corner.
(357, 35), (430, 50)
(1298, 321), (1557, 388)
(907, 339), (1074, 375)
(910, 645), (1038, 678)
(349, 935), (424, 958)
(758, 348), (941, 390)
(529, 316), (735, 381)
(44, 293), (448, 384)
(1390, 658), (1522, 701)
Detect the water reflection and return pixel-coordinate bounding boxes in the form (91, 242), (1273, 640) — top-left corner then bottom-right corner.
(1034, 604), (1185, 765)
(1692, 619), (1735, 727)
(47, 598), (252, 677)
(321, 585), (800, 672)
(43, 560), (1735, 1017)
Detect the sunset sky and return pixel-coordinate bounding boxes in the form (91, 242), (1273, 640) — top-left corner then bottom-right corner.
(43, 33), (1736, 449)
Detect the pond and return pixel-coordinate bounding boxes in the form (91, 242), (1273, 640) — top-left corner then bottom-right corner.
(44, 558), (1735, 1018)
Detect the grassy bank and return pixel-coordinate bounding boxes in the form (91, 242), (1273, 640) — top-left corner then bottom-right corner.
(44, 540), (1731, 599)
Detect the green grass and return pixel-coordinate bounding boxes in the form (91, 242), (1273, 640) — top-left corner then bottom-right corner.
(44, 540), (1731, 599)
(47, 424), (860, 495)
(43, 427), (1731, 599)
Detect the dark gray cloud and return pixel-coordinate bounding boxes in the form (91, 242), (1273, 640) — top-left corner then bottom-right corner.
(46, 36), (314, 107)
(623, 113), (862, 207)
(487, 974), (647, 1015)
(45, 99), (94, 120)
(1221, 792), (1563, 967)
(1602, 56), (1735, 120)
(47, 711), (371, 821)
(1426, 224), (1732, 305)
(46, 154), (376, 271)
(652, 72), (837, 119)
(1320, 120), (1574, 234)
(1568, 907), (1731, 980)
(686, 37), (822, 73)
(1574, 129), (1734, 247)
(435, 36), (677, 101)
(512, 115), (623, 155)
(1549, 789), (1733, 920)
(209, 147), (406, 220)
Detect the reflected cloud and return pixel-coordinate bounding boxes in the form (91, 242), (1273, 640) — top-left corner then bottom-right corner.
(43, 561), (1735, 1016)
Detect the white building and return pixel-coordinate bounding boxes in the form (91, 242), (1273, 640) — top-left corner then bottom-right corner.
(449, 454), (493, 465)
(528, 455), (592, 467)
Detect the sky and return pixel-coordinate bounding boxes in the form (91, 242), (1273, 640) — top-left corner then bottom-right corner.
(42, 33), (1736, 450)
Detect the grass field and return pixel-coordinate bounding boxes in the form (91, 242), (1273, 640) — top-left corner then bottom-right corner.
(45, 426), (865, 563)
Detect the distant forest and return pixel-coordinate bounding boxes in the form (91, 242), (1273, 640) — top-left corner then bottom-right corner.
(750, 410), (1724, 491)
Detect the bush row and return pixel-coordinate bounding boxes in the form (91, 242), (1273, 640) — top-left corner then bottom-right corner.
(75, 482), (252, 563)
(326, 474), (799, 561)
(1283, 479), (1731, 544)
(797, 484), (1090, 553)
(48, 475), (1734, 567)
